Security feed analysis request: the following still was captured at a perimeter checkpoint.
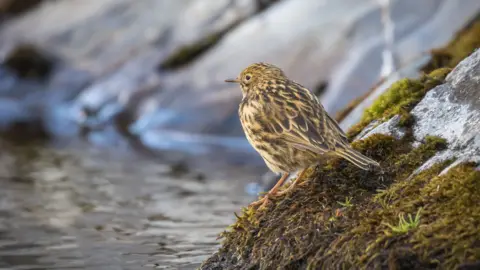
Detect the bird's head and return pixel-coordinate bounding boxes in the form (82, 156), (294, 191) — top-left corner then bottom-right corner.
(225, 62), (286, 96)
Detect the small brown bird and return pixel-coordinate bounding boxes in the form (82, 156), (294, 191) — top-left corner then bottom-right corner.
(226, 63), (380, 208)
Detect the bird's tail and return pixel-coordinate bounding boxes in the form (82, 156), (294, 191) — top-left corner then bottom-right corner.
(335, 147), (380, 171)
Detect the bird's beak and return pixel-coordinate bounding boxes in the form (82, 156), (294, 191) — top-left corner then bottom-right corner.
(225, 78), (240, 83)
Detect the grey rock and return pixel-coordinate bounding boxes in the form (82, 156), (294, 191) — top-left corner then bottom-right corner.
(353, 120), (382, 140)
(0, 0), (259, 75)
(0, 0), (191, 73)
(350, 49), (480, 178)
(169, 0), (258, 47)
(411, 49), (480, 173)
(357, 115), (406, 140)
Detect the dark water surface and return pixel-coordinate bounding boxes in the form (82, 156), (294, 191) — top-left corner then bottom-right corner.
(0, 140), (262, 270)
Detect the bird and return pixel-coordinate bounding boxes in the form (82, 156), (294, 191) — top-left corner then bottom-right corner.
(225, 62), (381, 208)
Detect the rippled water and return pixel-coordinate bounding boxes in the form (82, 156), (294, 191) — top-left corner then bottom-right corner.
(0, 140), (263, 269)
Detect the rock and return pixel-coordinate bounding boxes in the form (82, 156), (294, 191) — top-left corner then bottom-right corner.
(349, 49), (480, 176)
(0, 98), (32, 129)
(199, 42), (480, 270)
(0, 42), (91, 139)
(356, 115), (406, 140)
(160, 0), (263, 70)
(0, 0), (272, 149)
(411, 48), (480, 173)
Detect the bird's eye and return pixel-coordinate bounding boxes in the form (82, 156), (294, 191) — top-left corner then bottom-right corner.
(245, 75), (251, 80)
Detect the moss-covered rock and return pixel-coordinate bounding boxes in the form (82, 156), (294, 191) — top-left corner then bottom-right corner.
(338, 17), (480, 134)
(346, 70), (449, 140)
(200, 14), (480, 270)
(201, 131), (469, 269)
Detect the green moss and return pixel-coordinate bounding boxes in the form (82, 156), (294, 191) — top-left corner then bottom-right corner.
(382, 207), (422, 234)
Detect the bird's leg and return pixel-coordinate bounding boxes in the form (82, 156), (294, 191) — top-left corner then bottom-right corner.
(277, 168), (308, 196)
(250, 173), (290, 208)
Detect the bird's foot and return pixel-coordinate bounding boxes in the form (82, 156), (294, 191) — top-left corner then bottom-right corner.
(249, 194), (273, 209)
(277, 182), (297, 196)
(276, 169), (309, 196)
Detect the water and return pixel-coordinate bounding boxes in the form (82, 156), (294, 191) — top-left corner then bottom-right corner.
(0, 140), (263, 270)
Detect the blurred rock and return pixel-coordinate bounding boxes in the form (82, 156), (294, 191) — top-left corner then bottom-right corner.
(134, 0), (480, 140)
(0, 0), (267, 145)
(160, 0), (266, 70)
(0, 42), (91, 139)
(0, 0), (44, 19)
(340, 14), (480, 130)
(324, 0), (480, 115)
(339, 55), (430, 130)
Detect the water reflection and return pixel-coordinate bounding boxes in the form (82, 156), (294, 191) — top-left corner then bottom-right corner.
(0, 141), (262, 269)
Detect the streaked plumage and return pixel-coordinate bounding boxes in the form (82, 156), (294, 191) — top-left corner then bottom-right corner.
(226, 63), (380, 208)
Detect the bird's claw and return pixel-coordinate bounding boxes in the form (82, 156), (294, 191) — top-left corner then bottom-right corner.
(249, 194), (273, 209)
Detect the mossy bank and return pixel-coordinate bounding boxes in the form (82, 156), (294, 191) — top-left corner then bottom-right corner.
(200, 17), (480, 270)
(202, 133), (479, 269)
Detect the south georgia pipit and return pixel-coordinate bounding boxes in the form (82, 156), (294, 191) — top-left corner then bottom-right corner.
(226, 63), (381, 209)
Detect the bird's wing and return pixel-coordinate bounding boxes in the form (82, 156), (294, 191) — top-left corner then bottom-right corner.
(260, 82), (348, 154)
